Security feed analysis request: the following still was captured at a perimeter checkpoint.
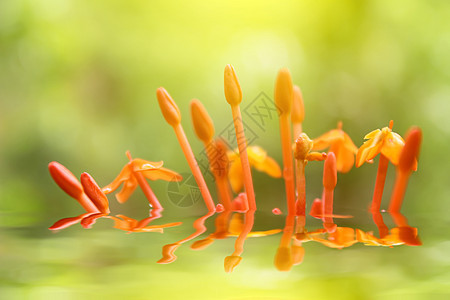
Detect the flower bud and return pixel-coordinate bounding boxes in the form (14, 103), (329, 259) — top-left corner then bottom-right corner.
(291, 85), (305, 123)
(156, 87), (181, 126)
(274, 68), (293, 114)
(190, 99), (215, 143)
(224, 64), (242, 106)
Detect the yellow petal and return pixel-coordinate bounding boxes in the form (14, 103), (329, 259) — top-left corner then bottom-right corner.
(381, 131), (404, 166)
(331, 143), (355, 173)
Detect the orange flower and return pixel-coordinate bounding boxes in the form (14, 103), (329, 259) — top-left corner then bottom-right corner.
(227, 146), (281, 193)
(356, 227), (421, 247)
(356, 122), (407, 168)
(312, 122), (357, 173)
(102, 151), (182, 204)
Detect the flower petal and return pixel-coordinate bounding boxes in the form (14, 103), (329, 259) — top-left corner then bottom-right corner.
(381, 132), (404, 166)
(312, 129), (344, 150)
(139, 167), (183, 182)
(115, 175), (138, 203)
(132, 159), (164, 172)
(102, 165), (132, 194)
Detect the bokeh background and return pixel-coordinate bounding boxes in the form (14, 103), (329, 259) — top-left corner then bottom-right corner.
(1, 0), (450, 299)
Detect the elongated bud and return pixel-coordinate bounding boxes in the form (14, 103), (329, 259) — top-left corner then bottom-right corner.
(190, 99), (215, 143)
(398, 128), (422, 173)
(291, 85), (305, 123)
(156, 87), (181, 126)
(294, 133), (313, 161)
(323, 152), (337, 190)
(48, 162), (84, 199)
(224, 64), (242, 106)
(80, 172), (110, 214)
(274, 68), (293, 114)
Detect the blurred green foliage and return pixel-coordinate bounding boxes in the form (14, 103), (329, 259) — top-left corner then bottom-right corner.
(1, 0), (450, 299)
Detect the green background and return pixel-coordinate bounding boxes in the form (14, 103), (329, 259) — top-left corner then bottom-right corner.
(1, 0), (449, 299)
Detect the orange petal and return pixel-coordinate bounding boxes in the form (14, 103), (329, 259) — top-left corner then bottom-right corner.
(312, 129), (344, 150)
(132, 159), (164, 172)
(332, 143), (355, 173)
(342, 131), (358, 153)
(115, 176), (138, 203)
(102, 164), (132, 194)
(139, 167), (183, 182)
(80, 173), (110, 214)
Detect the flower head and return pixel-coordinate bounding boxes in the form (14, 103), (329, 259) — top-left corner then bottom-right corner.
(102, 152), (182, 204)
(312, 122), (358, 173)
(356, 121), (408, 168)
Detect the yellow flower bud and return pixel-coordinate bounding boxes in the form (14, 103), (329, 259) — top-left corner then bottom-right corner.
(190, 99), (215, 143)
(291, 85), (305, 123)
(224, 64), (242, 106)
(156, 87), (181, 127)
(274, 68), (293, 114)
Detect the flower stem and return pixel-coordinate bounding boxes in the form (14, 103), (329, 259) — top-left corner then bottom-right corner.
(295, 160), (306, 217)
(388, 170), (409, 213)
(231, 105), (256, 211)
(370, 154), (389, 212)
(173, 124), (216, 212)
(280, 114), (296, 215)
(126, 151), (163, 210)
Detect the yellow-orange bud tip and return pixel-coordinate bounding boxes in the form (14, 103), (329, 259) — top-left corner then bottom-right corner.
(274, 68), (293, 114)
(291, 85), (305, 123)
(190, 99), (215, 142)
(156, 87), (181, 126)
(224, 64), (242, 106)
(294, 133), (313, 161)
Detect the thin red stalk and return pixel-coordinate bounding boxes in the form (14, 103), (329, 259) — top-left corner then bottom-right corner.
(280, 114), (296, 215)
(231, 105), (256, 211)
(295, 160), (306, 217)
(371, 211), (389, 238)
(126, 152), (162, 210)
(388, 171), (409, 212)
(173, 124), (215, 212)
(370, 154), (389, 212)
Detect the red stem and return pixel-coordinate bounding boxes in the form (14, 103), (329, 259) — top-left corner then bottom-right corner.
(370, 154), (389, 212)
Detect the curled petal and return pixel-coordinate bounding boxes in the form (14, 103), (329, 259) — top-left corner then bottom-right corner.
(132, 159), (164, 172)
(114, 175), (138, 203)
(139, 167), (183, 182)
(102, 165), (132, 194)
(312, 129), (344, 150)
